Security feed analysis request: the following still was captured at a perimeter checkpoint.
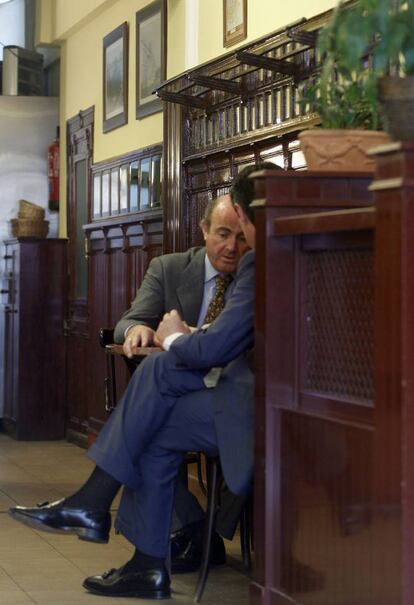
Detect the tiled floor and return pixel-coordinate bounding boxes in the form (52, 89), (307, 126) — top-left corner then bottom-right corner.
(0, 433), (250, 604)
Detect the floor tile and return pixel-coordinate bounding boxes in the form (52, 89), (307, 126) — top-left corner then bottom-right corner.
(0, 433), (249, 604)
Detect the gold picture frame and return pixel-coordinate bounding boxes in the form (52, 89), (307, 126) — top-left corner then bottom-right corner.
(223, 0), (247, 48)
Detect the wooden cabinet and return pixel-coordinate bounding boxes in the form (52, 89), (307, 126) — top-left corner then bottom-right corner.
(2, 238), (67, 440)
(251, 161), (414, 605)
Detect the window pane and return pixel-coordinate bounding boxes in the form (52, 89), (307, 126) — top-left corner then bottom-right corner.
(140, 158), (150, 209)
(111, 168), (119, 215)
(130, 161), (139, 211)
(120, 164), (128, 212)
(102, 171), (110, 215)
(93, 174), (101, 217)
(152, 155), (162, 207)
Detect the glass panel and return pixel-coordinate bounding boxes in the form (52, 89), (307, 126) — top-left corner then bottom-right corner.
(120, 164), (128, 213)
(111, 168), (119, 215)
(75, 159), (88, 298)
(130, 161), (139, 211)
(151, 155), (162, 207)
(93, 174), (101, 217)
(140, 157), (150, 209)
(102, 171), (110, 216)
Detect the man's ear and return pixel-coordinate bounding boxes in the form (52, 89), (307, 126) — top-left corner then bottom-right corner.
(199, 220), (208, 240)
(233, 203), (248, 224)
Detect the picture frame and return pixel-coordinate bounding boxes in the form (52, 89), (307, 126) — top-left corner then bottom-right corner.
(136, 0), (166, 119)
(103, 22), (128, 133)
(223, 0), (247, 48)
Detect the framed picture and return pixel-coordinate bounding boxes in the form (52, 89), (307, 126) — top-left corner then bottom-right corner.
(136, 0), (166, 119)
(103, 22), (128, 133)
(223, 0), (247, 48)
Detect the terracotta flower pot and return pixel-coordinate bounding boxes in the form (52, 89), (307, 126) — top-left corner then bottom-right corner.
(378, 75), (414, 142)
(299, 129), (390, 172)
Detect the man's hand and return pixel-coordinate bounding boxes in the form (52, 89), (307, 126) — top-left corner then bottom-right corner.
(123, 325), (155, 358)
(155, 310), (191, 346)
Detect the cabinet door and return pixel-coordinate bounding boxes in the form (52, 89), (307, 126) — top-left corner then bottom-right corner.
(2, 242), (19, 425)
(66, 108), (93, 442)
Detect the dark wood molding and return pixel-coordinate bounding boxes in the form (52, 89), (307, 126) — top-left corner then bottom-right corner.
(187, 74), (243, 96)
(91, 143), (163, 172)
(156, 89), (208, 110)
(163, 101), (183, 253)
(236, 50), (300, 77)
(273, 207), (376, 235)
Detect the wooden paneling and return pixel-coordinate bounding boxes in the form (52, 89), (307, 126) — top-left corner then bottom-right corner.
(66, 107), (163, 443)
(84, 215), (162, 440)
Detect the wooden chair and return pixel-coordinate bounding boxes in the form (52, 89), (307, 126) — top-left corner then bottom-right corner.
(194, 455), (252, 603)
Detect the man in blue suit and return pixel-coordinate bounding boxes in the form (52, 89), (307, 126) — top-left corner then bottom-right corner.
(114, 194), (250, 573)
(9, 165), (266, 600)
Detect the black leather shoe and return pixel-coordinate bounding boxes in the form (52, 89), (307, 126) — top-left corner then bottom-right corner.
(8, 499), (111, 544)
(171, 529), (226, 574)
(83, 564), (171, 599)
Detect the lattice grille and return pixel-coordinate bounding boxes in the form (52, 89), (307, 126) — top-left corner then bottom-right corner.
(304, 249), (374, 403)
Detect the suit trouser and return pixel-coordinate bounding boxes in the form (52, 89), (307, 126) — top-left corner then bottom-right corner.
(88, 351), (219, 557)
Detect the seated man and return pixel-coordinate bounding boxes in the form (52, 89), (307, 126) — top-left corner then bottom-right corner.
(9, 164), (274, 600)
(114, 194), (250, 572)
(116, 195), (248, 354)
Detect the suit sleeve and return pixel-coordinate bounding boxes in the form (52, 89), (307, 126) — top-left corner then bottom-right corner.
(114, 257), (166, 343)
(169, 251), (255, 369)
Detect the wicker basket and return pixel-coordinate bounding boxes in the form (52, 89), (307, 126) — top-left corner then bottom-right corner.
(18, 199), (45, 219)
(9, 218), (49, 239)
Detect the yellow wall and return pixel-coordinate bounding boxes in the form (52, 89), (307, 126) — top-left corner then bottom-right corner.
(197, 0), (337, 66)
(167, 0), (186, 78)
(48, 0), (165, 234)
(38, 0), (338, 236)
(54, 0), (118, 40)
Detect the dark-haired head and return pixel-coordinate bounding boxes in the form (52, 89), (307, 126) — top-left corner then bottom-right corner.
(230, 161), (283, 223)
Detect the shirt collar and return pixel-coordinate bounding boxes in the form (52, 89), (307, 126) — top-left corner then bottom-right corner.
(204, 253), (218, 283)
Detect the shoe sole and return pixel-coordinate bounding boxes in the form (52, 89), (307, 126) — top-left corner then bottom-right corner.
(8, 510), (109, 544)
(84, 585), (171, 599)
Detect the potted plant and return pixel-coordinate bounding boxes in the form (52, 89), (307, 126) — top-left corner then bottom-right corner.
(298, 0), (407, 171)
(364, 0), (414, 141)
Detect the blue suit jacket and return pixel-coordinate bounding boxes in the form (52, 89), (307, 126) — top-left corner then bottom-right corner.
(170, 250), (255, 495)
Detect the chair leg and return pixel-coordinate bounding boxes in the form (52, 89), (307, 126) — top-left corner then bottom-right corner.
(193, 458), (220, 603)
(104, 353), (117, 414)
(196, 452), (207, 497)
(240, 497), (252, 570)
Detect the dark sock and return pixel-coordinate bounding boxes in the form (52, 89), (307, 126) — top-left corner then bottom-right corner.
(123, 548), (164, 572)
(64, 466), (121, 512)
